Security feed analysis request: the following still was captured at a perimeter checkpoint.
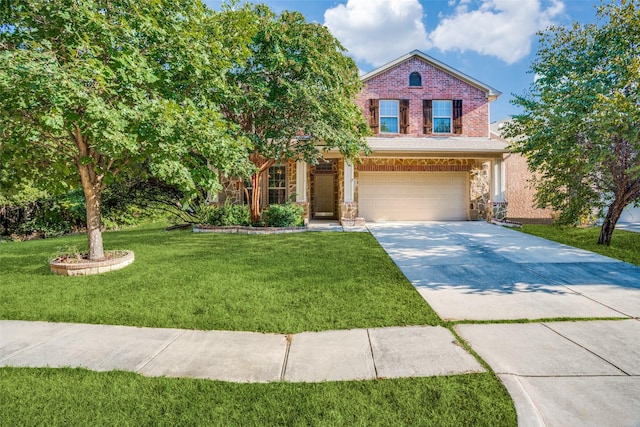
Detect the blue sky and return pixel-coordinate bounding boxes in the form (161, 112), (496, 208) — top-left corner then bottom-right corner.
(203, 0), (601, 121)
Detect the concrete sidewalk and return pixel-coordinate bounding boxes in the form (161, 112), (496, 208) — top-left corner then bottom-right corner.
(456, 320), (640, 427)
(0, 320), (483, 383)
(369, 221), (640, 426)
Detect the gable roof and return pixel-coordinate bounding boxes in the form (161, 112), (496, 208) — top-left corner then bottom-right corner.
(360, 50), (502, 101)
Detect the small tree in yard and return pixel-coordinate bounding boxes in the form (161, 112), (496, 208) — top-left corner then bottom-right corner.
(505, 0), (640, 245)
(218, 5), (370, 224)
(0, 0), (251, 260)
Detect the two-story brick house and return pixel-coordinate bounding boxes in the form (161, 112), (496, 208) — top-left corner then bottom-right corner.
(219, 50), (511, 223)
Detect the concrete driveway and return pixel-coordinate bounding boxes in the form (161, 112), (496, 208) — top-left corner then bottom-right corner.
(617, 222), (640, 233)
(368, 221), (639, 320)
(368, 221), (640, 426)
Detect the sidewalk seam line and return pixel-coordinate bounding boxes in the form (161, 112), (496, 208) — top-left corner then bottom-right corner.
(279, 334), (293, 381)
(0, 323), (72, 363)
(366, 329), (379, 379)
(542, 323), (631, 376)
(135, 330), (186, 373)
(556, 286), (632, 318)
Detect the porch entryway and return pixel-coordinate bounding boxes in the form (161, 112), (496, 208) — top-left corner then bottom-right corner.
(311, 160), (337, 220)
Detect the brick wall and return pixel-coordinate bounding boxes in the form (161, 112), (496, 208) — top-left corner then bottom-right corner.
(504, 153), (554, 222)
(358, 57), (490, 137)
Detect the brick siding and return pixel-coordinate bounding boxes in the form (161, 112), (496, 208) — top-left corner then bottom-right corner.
(357, 57), (490, 138)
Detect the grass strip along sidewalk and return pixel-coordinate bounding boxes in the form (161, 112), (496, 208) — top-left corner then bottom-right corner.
(0, 368), (514, 426)
(0, 224), (516, 425)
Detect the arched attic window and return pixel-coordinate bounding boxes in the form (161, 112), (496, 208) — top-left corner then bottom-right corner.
(409, 72), (422, 86)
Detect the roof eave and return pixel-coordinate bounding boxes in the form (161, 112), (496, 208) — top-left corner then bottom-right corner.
(361, 49), (502, 101)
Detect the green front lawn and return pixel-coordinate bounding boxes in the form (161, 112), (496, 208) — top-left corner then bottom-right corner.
(0, 368), (515, 426)
(520, 224), (640, 266)
(0, 224), (517, 425)
(1, 224), (439, 333)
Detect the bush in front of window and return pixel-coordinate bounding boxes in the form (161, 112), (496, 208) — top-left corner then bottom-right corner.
(199, 203), (251, 226)
(263, 203), (304, 227)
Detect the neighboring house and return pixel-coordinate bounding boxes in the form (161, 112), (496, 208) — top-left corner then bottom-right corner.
(493, 118), (640, 225)
(218, 50), (524, 223)
(490, 120), (555, 224)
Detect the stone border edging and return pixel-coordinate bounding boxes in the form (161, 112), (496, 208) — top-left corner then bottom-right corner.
(193, 225), (308, 235)
(490, 219), (523, 228)
(49, 250), (135, 276)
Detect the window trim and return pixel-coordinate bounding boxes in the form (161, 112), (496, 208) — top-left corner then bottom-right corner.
(432, 100), (452, 134)
(268, 165), (287, 205)
(379, 99), (400, 134)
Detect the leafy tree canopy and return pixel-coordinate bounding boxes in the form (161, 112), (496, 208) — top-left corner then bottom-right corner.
(0, 0), (253, 258)
(217, 4), (370, 222)
(505, 0), (640, 245)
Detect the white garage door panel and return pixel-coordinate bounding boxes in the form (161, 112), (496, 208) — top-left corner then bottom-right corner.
(358, 172), (468, 221)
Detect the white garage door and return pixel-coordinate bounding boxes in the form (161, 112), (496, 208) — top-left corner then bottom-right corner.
(358, 172), (468, 221)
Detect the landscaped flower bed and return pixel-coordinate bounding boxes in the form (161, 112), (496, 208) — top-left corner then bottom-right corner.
(193, 225), (307, 235)
(50, 250), (134, 276)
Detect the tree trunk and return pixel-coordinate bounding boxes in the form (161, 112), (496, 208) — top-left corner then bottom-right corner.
(78, 162), (105, 260)
(598, 198), (626, 246)
(246, 154), (276, 224)
(249, 171), (261, 224)
(73, 125), (105, 260)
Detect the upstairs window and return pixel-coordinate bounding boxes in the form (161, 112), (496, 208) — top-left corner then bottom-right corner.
(370, 99), (409, 134)
(379, 100), (399, 133)
(409, 72), (422, 86)
(433, 100), (452, 133)
(424, 99), (463, 135)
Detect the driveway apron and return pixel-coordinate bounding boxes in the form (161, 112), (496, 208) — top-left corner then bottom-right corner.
(369, 221), (640, 426)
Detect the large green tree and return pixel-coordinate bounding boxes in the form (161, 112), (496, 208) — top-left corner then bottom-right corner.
(506, 0), (640, 245)
(218, 5), (370, 223)
(0, 0), (251, 259)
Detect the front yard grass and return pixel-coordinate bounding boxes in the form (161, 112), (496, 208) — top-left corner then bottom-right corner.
(520, 224), (640, 266)
(0, 224), (517, 425)
(0, 224), (439, 333)
(0, 368), (515, 426)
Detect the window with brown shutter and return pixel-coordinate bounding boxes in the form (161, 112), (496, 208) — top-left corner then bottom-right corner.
(400, 99), (409, 134)
(453, 99), (463, 134)
(423, 100), (432, 134)
(369, 99), (379, 134)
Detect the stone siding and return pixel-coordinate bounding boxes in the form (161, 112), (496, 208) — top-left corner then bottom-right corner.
(470, 163), (490, 220)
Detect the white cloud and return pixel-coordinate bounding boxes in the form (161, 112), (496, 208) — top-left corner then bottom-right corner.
(324, 0), (430, 67)
(429, 0), (564, 64)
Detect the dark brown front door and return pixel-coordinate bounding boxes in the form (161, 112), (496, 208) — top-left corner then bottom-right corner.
(314, 173), (335, 218)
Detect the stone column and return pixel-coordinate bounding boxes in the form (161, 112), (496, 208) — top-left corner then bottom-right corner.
(340, 160), (364, 225)
(296, 160), (307, 203)
(344, 160), (354, 203)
